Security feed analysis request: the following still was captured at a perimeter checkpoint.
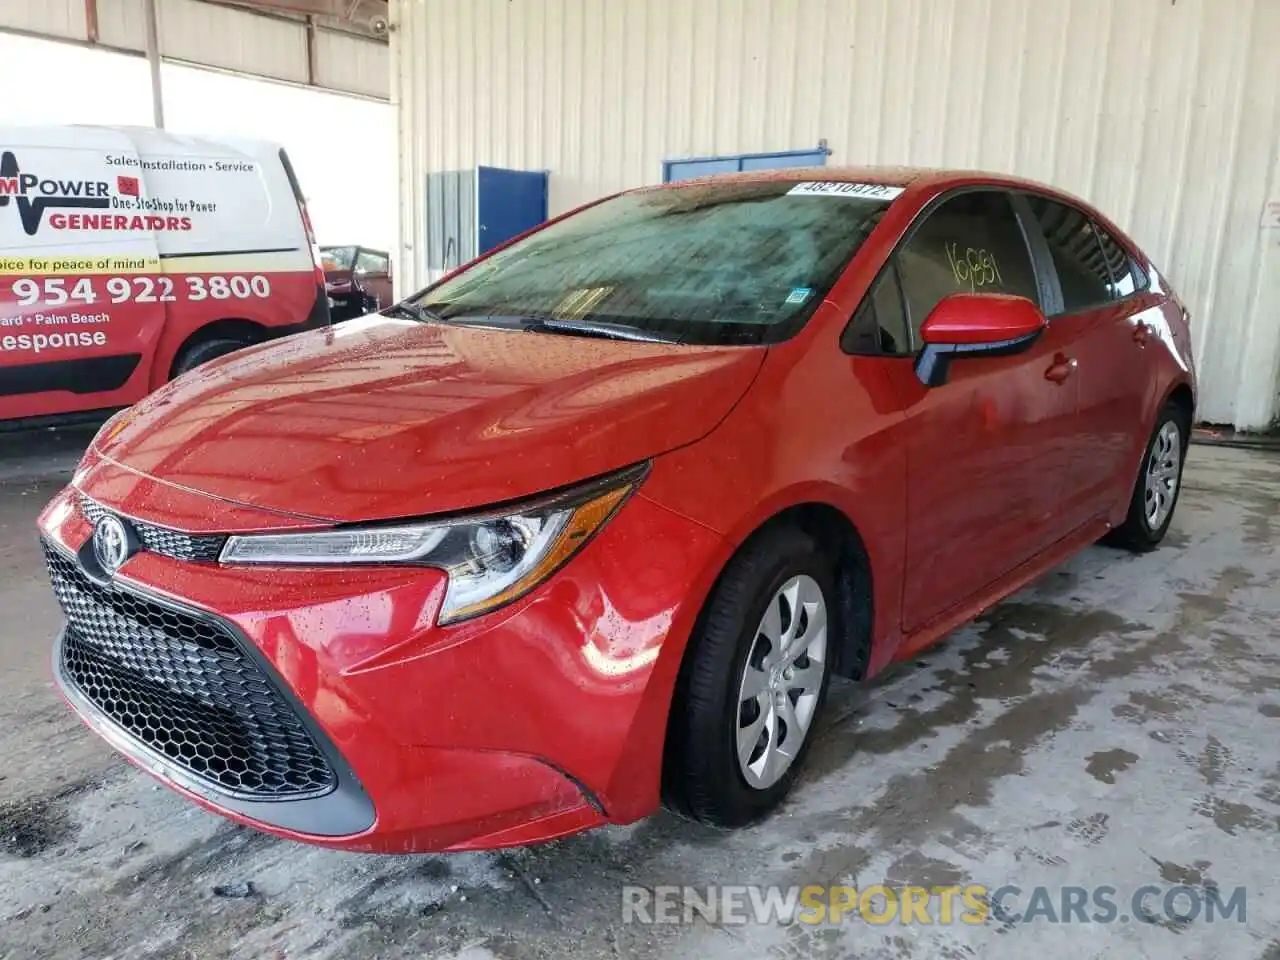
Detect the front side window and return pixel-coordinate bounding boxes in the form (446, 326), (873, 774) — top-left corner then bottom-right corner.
(1026, 195), (1112, 314)
(413, 181), (899, 346)
(895, 191), (1040, 341)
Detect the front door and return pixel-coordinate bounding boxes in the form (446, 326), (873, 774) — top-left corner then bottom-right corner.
(880, 190), (1081, 634)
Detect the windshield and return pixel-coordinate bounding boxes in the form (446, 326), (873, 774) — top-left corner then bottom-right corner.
(412, 180), (898, 346)
(321, 246), (357, 271)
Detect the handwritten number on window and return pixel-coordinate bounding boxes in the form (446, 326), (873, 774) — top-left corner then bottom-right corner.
(945, 242), (1004, 293)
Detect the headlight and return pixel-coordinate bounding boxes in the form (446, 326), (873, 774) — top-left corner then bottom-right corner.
(219, 464), (647, 624)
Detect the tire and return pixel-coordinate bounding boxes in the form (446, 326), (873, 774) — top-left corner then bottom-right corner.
(171, 338), (247, 379)
(1103, 401), (1189, 552)
(665, 525), (837, 827)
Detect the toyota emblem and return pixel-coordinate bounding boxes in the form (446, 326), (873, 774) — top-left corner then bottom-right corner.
(93, 515), (132, 575)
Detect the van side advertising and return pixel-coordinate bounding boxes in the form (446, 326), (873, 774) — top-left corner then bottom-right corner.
(0, 126), (328, 424)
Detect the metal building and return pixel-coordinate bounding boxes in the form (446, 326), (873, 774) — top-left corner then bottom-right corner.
(394, 0), (1280, 429)
(1, 0), (389, 99)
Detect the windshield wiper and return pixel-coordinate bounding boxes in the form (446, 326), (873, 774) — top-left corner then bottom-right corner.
(524, 317), (679, 344)
(391, 305), (680, 342)
(381, 301), (441, 323)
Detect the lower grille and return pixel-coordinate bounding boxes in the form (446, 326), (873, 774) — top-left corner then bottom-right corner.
(78, 494), (227, 563)
(45, 544), (336, 800)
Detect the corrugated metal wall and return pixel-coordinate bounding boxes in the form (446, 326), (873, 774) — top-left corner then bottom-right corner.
(0, 1), (87, 39)
(0, 0), (389, 99)
(393, 0), (1280, 429)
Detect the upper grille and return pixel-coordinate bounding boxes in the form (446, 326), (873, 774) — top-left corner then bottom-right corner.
(45, 544), (336, 800)
(78, 495), (227, 563)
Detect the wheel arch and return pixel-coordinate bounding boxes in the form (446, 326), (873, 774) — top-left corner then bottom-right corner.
(662, 494), (878, 725)
(749, 502), (876, 682)
(1163, 380), (1195, 445)
(167, 318), (269, 380)
(655, 497), (877, 817)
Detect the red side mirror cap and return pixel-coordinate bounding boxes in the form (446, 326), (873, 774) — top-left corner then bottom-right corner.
(915, 294), (1047, 387)
(921, 293), (1047, 346)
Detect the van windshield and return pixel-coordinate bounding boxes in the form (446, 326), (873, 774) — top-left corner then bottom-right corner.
(321, 246), (357, 271)
(412, 181), (899, 346)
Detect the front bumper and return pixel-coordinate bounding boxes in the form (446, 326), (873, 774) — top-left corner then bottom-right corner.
(38, 469), (725, 852)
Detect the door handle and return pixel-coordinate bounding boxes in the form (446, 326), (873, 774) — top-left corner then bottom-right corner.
(1044, 354), (1078, 384)
(1133, 320), (1151, 346)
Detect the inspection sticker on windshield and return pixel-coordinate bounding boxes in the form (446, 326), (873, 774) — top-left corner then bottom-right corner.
(785, 287), (813, 305)
(788, 181), (905, 201)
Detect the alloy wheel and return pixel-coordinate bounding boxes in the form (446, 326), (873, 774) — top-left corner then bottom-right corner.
(735, 574), (828, 790)
(1144, 420), (1182, 529)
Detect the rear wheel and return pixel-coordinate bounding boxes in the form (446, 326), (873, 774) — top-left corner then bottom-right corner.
(666, 526), (835, 826)
(171, 337), (248, 378)
(1104, 402), (1188, 552)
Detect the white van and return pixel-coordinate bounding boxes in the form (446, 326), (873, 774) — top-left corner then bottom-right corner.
(0, 125), (329, 424)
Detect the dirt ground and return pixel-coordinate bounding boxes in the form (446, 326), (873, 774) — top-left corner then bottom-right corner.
(1, 428), (1278, 960)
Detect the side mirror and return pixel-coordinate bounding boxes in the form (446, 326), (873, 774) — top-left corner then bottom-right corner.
(915, 293), (1047, 387)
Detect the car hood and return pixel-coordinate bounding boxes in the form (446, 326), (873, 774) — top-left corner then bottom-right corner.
(93, 316), (765, 523)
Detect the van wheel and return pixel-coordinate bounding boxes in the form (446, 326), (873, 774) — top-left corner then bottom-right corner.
(665, 526), (835, 827)
(171, 338), (246, 378)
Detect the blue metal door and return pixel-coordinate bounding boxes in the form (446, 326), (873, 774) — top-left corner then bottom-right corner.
(477, 166), (549, 254)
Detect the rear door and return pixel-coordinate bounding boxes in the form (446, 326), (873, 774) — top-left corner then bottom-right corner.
(0, 127), (163, 421)
(1022, 195), (1158, 526)
(871, 190), (1081, 634)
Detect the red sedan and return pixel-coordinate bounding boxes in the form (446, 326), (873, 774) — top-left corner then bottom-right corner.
(38, 168), (1195, 852)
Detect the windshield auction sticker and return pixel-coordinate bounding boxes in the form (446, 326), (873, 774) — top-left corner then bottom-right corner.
(787, 181), (906, 201)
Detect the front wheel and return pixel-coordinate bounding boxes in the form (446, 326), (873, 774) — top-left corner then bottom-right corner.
(1104, 402), (1188, 552)
(171, 337), (248, 378)
(665, 526), (835, 826)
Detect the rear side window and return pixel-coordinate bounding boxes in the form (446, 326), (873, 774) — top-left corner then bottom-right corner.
(1093, 223), (1145, 299)
(895, 191), (1040, 341)
(1026, 196), (1112, 315)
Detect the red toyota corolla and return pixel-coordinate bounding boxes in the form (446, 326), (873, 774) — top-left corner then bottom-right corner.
(39, 168), (1195, 852)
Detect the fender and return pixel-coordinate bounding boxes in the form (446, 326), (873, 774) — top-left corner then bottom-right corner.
(1109, 374), (1196, 528)
(602, 474), (904, 823)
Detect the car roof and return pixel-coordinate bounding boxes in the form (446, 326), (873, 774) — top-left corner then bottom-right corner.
(653, 164), (1059, 192)
(640, 164), (1113, 231)
(689, 165), (947, 187)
